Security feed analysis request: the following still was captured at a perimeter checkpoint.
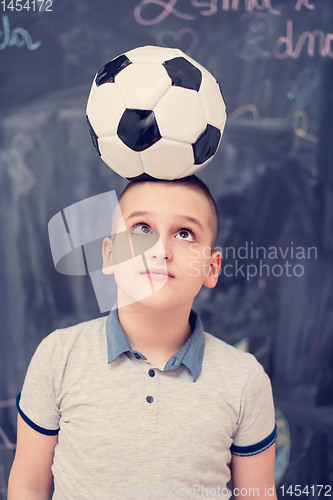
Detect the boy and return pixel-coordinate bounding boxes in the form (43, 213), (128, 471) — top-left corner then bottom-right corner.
(8, 176), (276, 499)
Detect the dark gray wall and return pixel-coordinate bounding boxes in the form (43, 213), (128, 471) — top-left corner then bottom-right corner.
(1, 1), (333, 497)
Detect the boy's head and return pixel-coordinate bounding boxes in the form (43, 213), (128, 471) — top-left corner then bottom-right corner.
(102, 176), (221, 309)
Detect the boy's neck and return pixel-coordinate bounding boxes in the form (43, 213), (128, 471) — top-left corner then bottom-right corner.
(117, 302), (193, 366)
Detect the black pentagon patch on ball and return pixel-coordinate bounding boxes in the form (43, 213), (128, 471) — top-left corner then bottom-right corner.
(126, 172), (161, 181)
(86, 115), (101, 156)
(163, 57), (202, 91)
(117, 109), (161, 152)
(193, 124), (221, 165)
(95, 54), (131, 86)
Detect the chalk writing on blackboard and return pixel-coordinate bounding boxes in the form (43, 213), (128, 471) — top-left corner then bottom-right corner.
(274, 21), (333, 59)
(294, 0), (315, 11)
(133, 0), (318, 25)
(134, 1), (333, 60)
(290, 109), (319, 156)
(227, 104), (318, 158)
(229, 104), (260, 120)
(239, 17), (333, 60)
(155, 27), (199, 55)
(292, 110), (318, 144)
(133, 0), (282, 25)
(0, 15), (42, 50)
(134, 0), (196, 26)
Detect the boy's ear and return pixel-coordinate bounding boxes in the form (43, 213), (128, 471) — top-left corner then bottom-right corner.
(102, 237), (114, 275)
(203, 250), (222, 289)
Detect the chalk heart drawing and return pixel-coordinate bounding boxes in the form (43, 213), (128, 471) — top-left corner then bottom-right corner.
(156, 27), (199, 55)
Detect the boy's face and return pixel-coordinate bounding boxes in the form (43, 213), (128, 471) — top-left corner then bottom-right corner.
(102, 182), (221, 310)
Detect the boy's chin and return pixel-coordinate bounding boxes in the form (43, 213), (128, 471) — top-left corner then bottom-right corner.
(117, 288), (186, 311)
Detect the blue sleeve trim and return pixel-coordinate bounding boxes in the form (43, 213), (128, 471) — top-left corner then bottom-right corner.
(231, 425), (277, 457)
(16, 393), (59, 436)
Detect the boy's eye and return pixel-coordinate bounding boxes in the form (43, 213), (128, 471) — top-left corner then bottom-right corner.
(176, 229), (195, 242)
(131, 223), (152, 236)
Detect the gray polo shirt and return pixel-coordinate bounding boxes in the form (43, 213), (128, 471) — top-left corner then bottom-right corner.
(17, 309), (276, 499)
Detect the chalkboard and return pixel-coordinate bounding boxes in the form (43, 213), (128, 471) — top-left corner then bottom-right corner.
(1, 0), (333, 497)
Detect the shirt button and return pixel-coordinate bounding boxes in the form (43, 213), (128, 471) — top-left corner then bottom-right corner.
(134, 352), (141, 359)
(146, 396), (154, 404)
(148, 369), (155, 377)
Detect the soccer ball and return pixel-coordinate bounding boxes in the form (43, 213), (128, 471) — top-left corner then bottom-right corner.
(86, 45), (226, 180)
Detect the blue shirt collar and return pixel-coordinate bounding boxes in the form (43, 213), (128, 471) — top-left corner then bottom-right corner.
(105, 308), (205, 382)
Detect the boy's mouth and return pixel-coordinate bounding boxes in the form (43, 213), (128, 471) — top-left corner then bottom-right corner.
(140, 268), (174, 279)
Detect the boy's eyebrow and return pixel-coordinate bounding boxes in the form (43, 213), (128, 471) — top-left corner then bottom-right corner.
(126, 210), (152, 220)
(126, 210), (204, 231)
(176, 215), (204, 231)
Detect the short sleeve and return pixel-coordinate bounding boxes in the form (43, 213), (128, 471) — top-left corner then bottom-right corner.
(17, 333), (60, 435)
(231, 356), (276, 456)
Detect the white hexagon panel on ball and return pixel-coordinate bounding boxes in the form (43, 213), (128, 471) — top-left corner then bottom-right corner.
(199, 75), (227, 131)
(115, 63), (171, 110)
(98, 135), (144, 179)
(155, 87), (207, 144)
(86, 83), (125, 138)
(140, 138), (194, 180)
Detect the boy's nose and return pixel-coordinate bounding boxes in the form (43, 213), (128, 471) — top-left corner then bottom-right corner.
(148, 235), (172, 261)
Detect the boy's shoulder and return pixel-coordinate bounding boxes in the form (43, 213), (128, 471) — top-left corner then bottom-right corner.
(202, 330), (263, 380)
(45, 315), (107, 340)
(203, 330), (253, 359)
(38, 315), (108, 362)
(57, 315), (107, 333)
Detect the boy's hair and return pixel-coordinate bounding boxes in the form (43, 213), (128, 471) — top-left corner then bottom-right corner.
(118, 175), (219, 250)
